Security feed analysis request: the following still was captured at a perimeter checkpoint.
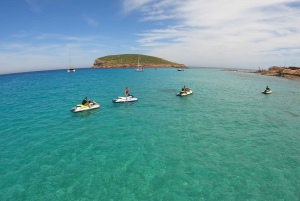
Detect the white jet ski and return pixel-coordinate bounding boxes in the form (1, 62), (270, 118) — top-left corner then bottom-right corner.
(112, 94), (138, 103)
(176, 89), (193, 96)
(262, 90), (272, 94)
(70, 100), (100, 112)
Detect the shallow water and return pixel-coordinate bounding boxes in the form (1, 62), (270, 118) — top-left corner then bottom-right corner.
(0, 68), (300, 200)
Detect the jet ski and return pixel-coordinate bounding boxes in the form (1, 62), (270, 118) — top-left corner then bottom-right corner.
(262, 90), (272, 94)
(176, 89), (193, 96)
(70, 100), (100, 112)
(112, 94), (138, 103)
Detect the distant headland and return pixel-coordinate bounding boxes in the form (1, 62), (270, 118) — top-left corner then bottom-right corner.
(222, 66), (300, 80)
(91, 54), (185, 69)
(257, 66), (300, 80)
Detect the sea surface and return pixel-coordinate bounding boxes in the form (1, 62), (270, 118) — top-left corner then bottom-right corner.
(0, 68), (300, 201)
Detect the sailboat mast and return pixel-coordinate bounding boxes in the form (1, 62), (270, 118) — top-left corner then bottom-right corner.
(67, 49), (75, 72)
(69, 50), (71, 68)
(135, 54), (143, 72)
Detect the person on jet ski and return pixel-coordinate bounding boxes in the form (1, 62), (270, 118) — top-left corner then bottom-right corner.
(179, 86), (187, 95)
(125, 87), (130, 99)
(82, 97), (91, 107)
(266, 86), (270, 91)
(181, 85), (190, 93)
(180, 86), (185, 94)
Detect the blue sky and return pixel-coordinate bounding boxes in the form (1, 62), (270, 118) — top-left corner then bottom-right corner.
(0, 0), (300, 74)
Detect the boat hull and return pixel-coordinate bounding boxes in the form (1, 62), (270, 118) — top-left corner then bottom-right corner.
(113, 95), (138, 103)
(70, 102), (100, 112)
(262, 90), (272, 94)
(135, 68), (143, 72)
(176, 90), (193, 96)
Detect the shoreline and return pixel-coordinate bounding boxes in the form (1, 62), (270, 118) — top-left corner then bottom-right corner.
(223, 67), (300, 81)
(257, 66), (300, 80)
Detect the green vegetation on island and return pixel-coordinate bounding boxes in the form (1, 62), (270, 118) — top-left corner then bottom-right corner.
(92, 54), (185, 68)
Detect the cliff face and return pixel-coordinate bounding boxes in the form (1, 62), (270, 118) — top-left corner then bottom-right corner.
(91, 54), (185, 68)
(258, 66), (300, 80)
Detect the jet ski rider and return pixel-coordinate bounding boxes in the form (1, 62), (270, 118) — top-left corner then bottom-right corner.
(82, 97), (91, 108)
(181, 85), (189, 94)
(125, 87), (130, 99)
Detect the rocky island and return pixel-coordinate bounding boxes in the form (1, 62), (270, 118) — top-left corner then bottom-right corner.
(257, 66), (300, 80)
(92, 54), (185, 69)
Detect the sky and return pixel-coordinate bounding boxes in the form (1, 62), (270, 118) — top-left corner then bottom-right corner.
(0, 0), (300, 74)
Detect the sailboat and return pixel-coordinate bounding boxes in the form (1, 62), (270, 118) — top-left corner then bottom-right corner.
(67, 51), (75, 72)
(135, 55), (143, 72)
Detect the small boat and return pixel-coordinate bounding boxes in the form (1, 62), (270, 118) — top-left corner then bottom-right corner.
(112, 94), (138, 103)
(176, 89), (193, 96)
(67, 68), (75, 72)
(177, 68), (184, 71)
(70, 101), (100, 112)
(135, 68), (143, 72)
(262, 90), (272, 94)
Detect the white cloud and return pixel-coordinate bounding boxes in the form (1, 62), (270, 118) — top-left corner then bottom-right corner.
(0, 33), (106, 74)
(25, 0), (43, 12)
(25, 0), (62, 13)
(82, 15), (99, 27)
(2, 0), (300, 74)
(124, 0), (300, 69)
(0, 44), (104, 74)
(122, 0), (155, 13)
(59, 36), (96, 42)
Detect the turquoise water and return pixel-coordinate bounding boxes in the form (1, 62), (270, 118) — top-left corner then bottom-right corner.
(0, 68), (300, 200)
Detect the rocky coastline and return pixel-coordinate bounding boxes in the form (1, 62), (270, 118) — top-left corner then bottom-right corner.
(257, 66), (300, 80)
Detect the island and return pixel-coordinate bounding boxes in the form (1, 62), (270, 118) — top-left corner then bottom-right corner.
(91, 54), (185, 69)
(257, 66), (300, 80)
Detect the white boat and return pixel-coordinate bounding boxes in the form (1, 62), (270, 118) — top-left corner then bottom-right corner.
(67, 50), (75, 72)
(177, 68), (184, 71)
(262, 90), (272, 94)
(68, 68), (75, 73)
(176, 89), (193, 96)
(67, 68), (75, 72)
(70, 101), (100, 112)
(135, 55), (143, 72)
(112, 94), (138, 103)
